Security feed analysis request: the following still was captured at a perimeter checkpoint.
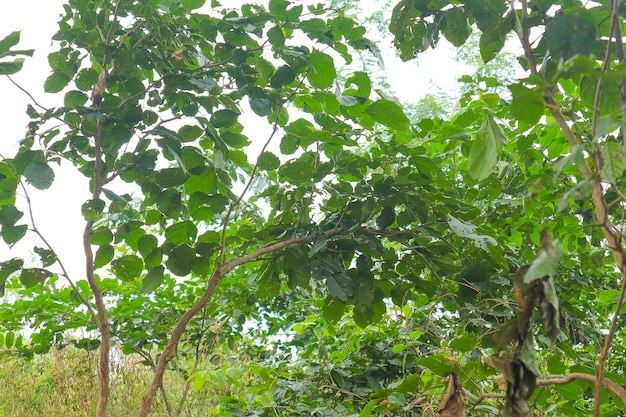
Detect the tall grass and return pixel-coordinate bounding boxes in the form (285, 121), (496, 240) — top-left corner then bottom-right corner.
(0, 345), (215, 417)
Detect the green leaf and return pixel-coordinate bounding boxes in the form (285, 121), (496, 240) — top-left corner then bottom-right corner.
(210, 109), (240, 128)
(250, 95), (274, 116)
(44, 72), (71, 93)
(322, 296), (346, 323)
(448, 215), (497, 250)
(0, 258), (23, 296)
(467, 112), (507, 181)
(450, 333), (480, 352)
(365, 99), (410, 132)
(257, 264), (281, 299)
(166, 245), (196, 276)
(345, 71), (372, 98)
(23, 161), (55, 190)
(519, 334), (541, 376)
(2, 224), (27, 245)
(598, 289), (621, 306)
(359, 399), (381, 417)
(270, 65), (296, 88)
(280, 160), (315, 184)
(267, 26), (285, 47)
(0, 163), (18, 203)
(19, 268), (40, 288)
(326, 273), (353, 301)
(34, 247), (57, 267)
(164, 221), (197, 245)
(376, 205), (395, 229)
(416, 354), (454, 376)
(5, 331), (14, 349)
(141, 266), (165, 293)
(81, 199), (105, 222)
(156, 189), (181, 217)
(395, 374), (422, 393)
(181, 0), (205, 10)
(509, 83), (544, 125)
(91, 229), (113, 245)
(557, 180), (594, 213)
(258, 152), (281, 171)
(178, 125), (203, 142)
(185, 166), (216, 195)
(156, 168), (187, 187)
(601, 142), (626, 183)
(442, 8), (471, 47)
(64, 90), (88, 108)
(138, 234), (158, 257)
(555, 144), (585, 173)
(0, 31), (20, 56)
(280, 134), (299, 154)
(479, 27), (505, 63)
(94, 245), (114, 269)
(111, 255), (143, 281)
(0, 59), (25, 75)
(546, 13), (596, 62)
(307, 49), (336, 89)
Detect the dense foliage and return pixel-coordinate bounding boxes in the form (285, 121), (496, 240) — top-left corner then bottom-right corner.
(1, 0), (626, 416)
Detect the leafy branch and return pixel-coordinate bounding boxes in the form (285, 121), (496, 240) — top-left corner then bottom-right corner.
(515, 1), (626, 414)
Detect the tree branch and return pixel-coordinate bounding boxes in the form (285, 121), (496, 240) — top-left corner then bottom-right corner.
(84, 118), (111, 417)
(218, 72), (308, 272)
(514, 3), (626, 413)
(539, 373), (626, 407)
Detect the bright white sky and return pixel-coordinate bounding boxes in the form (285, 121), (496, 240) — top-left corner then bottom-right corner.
(0, 1), (90, 281)
(0, 1), (459, 282)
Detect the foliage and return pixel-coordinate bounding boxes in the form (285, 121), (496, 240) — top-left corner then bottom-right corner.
(1, 0), (626, 416)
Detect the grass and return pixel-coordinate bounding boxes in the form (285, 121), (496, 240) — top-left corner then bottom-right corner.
(0, 344), (214, 417)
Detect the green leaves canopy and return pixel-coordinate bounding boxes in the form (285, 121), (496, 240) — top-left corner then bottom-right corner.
(1, 0), (626, 416)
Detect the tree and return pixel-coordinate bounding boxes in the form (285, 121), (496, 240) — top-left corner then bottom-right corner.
(0, 0), (626, 417)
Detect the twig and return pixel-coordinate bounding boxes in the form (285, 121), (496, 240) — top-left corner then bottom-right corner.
(218, 72), (308, 271)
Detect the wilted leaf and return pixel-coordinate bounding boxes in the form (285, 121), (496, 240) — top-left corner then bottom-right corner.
(439, 372), (466, 417)
(523, 240), (562, 283)
(539, 276), (559, 343)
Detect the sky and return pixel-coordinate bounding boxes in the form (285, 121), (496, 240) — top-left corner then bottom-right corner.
(0, 1), (90, 281)
(0, 0), (461, 283)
